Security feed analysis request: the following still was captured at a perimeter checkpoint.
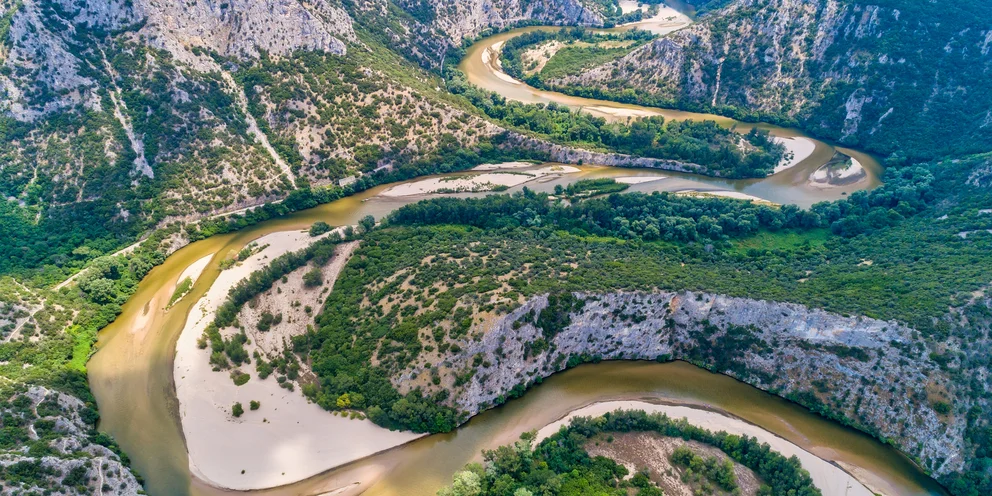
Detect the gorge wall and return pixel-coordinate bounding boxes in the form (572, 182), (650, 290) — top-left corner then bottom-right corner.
(400, 290), (964, 476)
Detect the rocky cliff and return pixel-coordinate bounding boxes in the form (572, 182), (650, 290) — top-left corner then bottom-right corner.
(400, 290), (965, 476)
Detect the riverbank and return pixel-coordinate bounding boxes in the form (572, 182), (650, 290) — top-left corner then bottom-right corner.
(535, 400), (874, 496)
(173, 228), (422, 490)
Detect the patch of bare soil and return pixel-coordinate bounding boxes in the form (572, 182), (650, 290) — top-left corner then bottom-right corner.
(585, 431), (762, 496)
(240, 241), (360, 358)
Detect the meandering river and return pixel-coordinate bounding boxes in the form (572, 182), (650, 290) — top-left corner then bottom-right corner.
(87, 18), (942, 496)
(458, 26), (883, 207)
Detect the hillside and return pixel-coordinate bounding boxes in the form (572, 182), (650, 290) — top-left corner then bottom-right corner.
(539, 0), (992, 162)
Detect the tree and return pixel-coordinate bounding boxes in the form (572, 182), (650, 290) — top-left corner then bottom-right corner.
(358, 215), (376, 234)
(309, 221), (331, 237)
(250, 400), (260, 410)
(438, 469), (482, 496)
(232, 402), (244, 417)
(303, 267), (323, 287)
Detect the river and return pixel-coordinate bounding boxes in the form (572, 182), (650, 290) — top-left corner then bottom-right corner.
(457, 26), (884, 207)
(87, 17), (942, 496)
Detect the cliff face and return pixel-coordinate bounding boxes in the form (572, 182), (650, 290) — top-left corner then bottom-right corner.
(401, 290), (966, 476)
(406, 0), (603, 42)
(551, 0), (992, 160)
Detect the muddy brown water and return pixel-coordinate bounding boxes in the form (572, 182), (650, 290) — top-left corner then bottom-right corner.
(87, 24), (941, 496)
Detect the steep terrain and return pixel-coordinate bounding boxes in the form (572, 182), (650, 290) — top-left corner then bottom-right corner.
(0, 385), (143, 494)
(545, 0), (992, 162)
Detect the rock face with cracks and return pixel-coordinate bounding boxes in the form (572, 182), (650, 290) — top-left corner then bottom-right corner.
(400, 290), (964, 477)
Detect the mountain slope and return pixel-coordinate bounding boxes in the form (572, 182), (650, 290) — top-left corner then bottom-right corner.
(545, 0), (992, 162)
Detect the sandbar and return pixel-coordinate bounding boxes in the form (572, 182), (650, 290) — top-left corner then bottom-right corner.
(535, 401), (874, 496)
(380, 165), (579, 197)
(773, 136), (817, 173)
(174, 229), (422, 490)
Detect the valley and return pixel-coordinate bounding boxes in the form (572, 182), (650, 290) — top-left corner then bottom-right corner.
(0, 1), (990, 496)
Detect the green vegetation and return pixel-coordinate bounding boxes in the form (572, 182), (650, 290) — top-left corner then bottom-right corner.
(670, 445), (738, 494)
(561, 178), (629, 198)
(291, 153), (991, 489)
(169, 276), (194, 307)
(501, 28), (653, 81)
(231, 370), (251, 386)
(250, 400), (260, 411)
(309, 221), (332, 237)
(448, 70), (786, 178)
(232, 402), (244, 418)
(438, 409), (819, 496)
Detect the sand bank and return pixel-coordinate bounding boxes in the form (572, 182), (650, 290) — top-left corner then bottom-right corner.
(676, 189), (776, 205)
(583, 105), (656, 119)
(483, 41), (521, 85)
(810, 157), (866, 188)
(773, 136), (817, 173)
(175, 254), (212, 291)
(380, 165), (579, 197)
(614, 176), (666, 185)
(472, 161), (539, 171)
(174, 229), (422, 490)
(535, 401), (874, 496)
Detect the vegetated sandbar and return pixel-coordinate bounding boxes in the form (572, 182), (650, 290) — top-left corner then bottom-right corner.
(174, 254), (212, 292)
(675, 189), (777, 205)
(535, 401), (874, 496)
(173, 229), (422, 491)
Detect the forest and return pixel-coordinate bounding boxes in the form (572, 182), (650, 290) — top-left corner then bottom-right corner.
(438, 409), (820, 496)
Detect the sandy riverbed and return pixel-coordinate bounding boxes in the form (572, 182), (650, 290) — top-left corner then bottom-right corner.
(773, 136), (817, 173)
(171, 254), (212, 298)
(617, 3), (692, 35)
(535, 401), (874, 496)
(614, 176), (667, 185)
(380, 165), (579, 197)
(174, 229), (422, 490)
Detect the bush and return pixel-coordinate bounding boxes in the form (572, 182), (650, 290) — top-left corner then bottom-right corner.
(232, 402), (244, 418)
(303, 267), (323, 287)
(250, 400), (260, 410)
(309, 221), (332, 237)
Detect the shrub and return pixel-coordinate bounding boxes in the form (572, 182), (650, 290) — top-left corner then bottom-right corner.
(309, 221), (332, 237)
